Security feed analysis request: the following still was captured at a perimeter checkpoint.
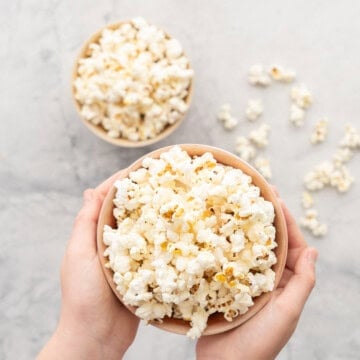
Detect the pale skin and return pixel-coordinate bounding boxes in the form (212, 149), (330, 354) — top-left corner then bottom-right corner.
(38, 175), (318, 360)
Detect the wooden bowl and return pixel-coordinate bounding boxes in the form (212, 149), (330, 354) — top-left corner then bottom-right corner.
(97, 144), (288, 336)
(71, 21), (193, 148)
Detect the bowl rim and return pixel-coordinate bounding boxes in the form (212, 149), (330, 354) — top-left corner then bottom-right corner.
(96, 144), (288, 336)
(71, 20), (194, 148)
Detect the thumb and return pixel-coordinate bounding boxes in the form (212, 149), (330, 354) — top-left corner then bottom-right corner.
(277, 247), (318, 316)
(67, 189), (103, 256)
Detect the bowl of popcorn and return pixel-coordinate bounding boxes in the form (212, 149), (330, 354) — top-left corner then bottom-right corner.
(97, 145), (288, 338)
(72, 18), (194, 147)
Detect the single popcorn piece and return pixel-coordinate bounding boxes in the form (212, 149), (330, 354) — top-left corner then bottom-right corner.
(269, 65), (296, 83)
(310, 118), (329, 144)
(254, 156), (272, 180)
(289, 104), (305, 127)
(301, 191), (314, 209)
(235, 136), (257, 162)
(248, 64), (271, 87)
(249, 123), (271, 148)
(300, 209), (328, 237)
(333, 147), (354, 166)
(340, 124), (360, 150)
(304, 161), (334, 191)
(73, 18), (194, 141)
(290, 84), (313, 109)
(329, 165), (354, 193)
(103, 146), (277, 339)
(217, 103), (238, 130)
(245, 99), (263, 121)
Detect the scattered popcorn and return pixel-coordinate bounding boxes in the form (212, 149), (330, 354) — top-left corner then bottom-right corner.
(269, 65), (296, 83)
(73, 18), (193, 141)
(300, 209), (328, 237)
(301, 191), (314, 209)
(249, 124), (271, 148)
(103, 146), (277, 339)
(339, 124), (360, 150)
(310, 118), (328, 144)
(217, 103), (238, 130)
(245, 99), (263, 121)
(290, 84), (313, 109)
(235, 136), (257, 162)
(254, 157), (272, 180)
(333, 147), (354, 166)
(248, 64), (271, 87)
(304, 161), (354, 193)
(289, 104), (305, 127)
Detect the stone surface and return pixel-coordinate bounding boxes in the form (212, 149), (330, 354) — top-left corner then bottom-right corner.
(1, 1), (360, 359)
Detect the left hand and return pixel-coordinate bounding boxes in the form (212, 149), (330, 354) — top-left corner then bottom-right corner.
(38, 171), (139, 360)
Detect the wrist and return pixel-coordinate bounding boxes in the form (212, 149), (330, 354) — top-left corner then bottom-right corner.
(38, 319), (130, 360)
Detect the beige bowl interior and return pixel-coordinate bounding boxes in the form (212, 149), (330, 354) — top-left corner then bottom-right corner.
(72, 21), (193, 148)
(97, 144), (288, 336)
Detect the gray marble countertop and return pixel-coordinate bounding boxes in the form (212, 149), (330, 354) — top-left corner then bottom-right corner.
(1, 1), (360, 359)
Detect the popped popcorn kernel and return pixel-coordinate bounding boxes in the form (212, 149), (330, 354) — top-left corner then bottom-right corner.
(269, 65), (296, 83)
(103, 146), (277, 338)
(311, 118), (329, 144)
(301, 191), (314, 209)
(245, 99), (263, 121)
(340, 124), (360, 150)
(235, 136), (257, 162)
(249, 123), (271, 148)
(300, 209), (328, 237)
(73, 18), (193, 141)
(248, 64), (271, 87)
(289, 104), (305, 127)
(290, 84), (313, 109)
(217, 103), (238, 130)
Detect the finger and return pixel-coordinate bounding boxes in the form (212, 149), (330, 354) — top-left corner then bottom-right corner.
(278, 267), (293, 288)
(67, 189), (102, 257)
(95, 169), (126, 198)
(280, 199), (307, 250)
(280, 200), (308, 271)
(271, 185), (279, 197)
(276, 247), (318, 318)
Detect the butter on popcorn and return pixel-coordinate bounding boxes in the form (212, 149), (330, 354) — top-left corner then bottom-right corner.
(103, 146), (277, 338)
(73, 18), (193, 141)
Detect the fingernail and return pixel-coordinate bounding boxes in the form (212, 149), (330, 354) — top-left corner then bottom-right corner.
(306, 248), (318, 264)
(83, 189), (94, 203)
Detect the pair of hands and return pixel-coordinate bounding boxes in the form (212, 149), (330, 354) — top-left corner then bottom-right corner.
(38, 173), (317, 360)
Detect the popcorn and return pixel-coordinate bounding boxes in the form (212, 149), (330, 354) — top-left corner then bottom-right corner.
(289, 104), (305, 127)
(304, 161), (354, 193)
(235, 136), (257, 162)
(254, 156), (272, 180)
(311, 118), (328, 144)
(340, 124), (360, 149)
(333, 147), (353, 166)
(300, 209), (328, 237)
(103, 146), (277, 338)
(301, 191), (314, 209)
(217, 103), (238, 130)
(248, 64), (271, 87)
(249, 123), (271, 148)
(245, 99), (263, 121)
(269, 65), (296, 83)
(73, 18), (193, 141)
(290, 84), (313, 109)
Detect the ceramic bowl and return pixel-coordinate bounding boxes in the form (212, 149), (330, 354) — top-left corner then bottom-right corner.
(72, 22), (193, 148)
(97, 144), (288, 335)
